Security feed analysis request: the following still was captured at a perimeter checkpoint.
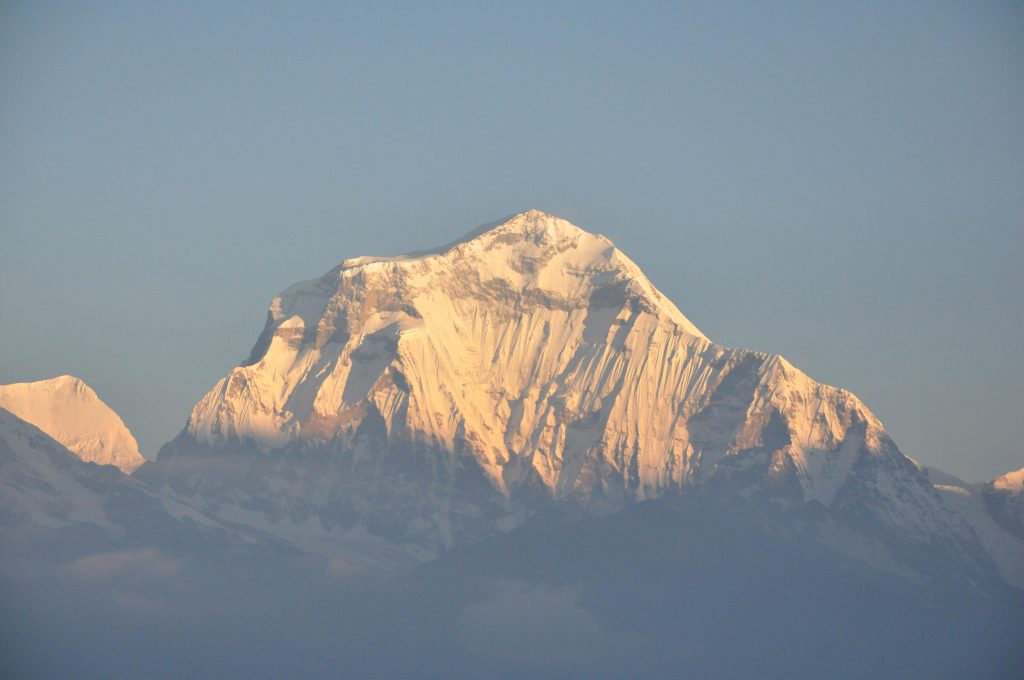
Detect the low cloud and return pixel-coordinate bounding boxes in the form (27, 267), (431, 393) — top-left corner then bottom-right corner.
(456, 580), (609, 668)
(65, 546), (181, 582)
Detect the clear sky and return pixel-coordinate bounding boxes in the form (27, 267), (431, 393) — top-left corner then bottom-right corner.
(1, 1), (1021, 481)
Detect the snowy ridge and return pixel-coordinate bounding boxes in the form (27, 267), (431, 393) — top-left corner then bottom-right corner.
(933, 464), (1024, 588)
(0, 376), (146, 473)
(0, 407), (224, 539)
(144, 211), (994, 575)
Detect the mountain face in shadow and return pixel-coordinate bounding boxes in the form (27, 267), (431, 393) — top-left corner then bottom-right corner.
(4, 494), (1022, 680)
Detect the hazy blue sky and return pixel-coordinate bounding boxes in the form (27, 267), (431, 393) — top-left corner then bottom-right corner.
(1, 1), (1021, 481)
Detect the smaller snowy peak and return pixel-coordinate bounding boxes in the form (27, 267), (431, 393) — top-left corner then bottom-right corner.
(0, 376), (146, 473)
(993, 467), (1024, 494)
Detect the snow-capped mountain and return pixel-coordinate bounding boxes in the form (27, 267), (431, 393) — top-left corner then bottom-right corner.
(0, 376), (146, 473)
(140, 210), (996, 579)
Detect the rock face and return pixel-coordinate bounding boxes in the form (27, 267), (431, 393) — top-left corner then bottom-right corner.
(0, 376), (146, 474)
(141, 211), (995, 577)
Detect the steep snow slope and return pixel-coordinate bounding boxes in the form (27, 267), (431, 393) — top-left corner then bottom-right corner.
(142, 210), (995, 578)
(0, 376), (146, 473)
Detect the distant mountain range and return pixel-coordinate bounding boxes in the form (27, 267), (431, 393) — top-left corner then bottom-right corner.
(2, 210), (1021, 678)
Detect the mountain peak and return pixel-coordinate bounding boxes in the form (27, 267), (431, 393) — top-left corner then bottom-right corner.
(489, 208), (588, 239)
(318, 211), (704, 341)
(49, 374), (92, 394)
(994, 467), (1024, 494)
(338, 209), (596, 270)
(0, 376), (145, 473)
(427, 209), (590, 252)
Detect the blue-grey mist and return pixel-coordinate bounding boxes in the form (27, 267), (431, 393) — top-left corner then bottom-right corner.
(1, 1), (1021, 481)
